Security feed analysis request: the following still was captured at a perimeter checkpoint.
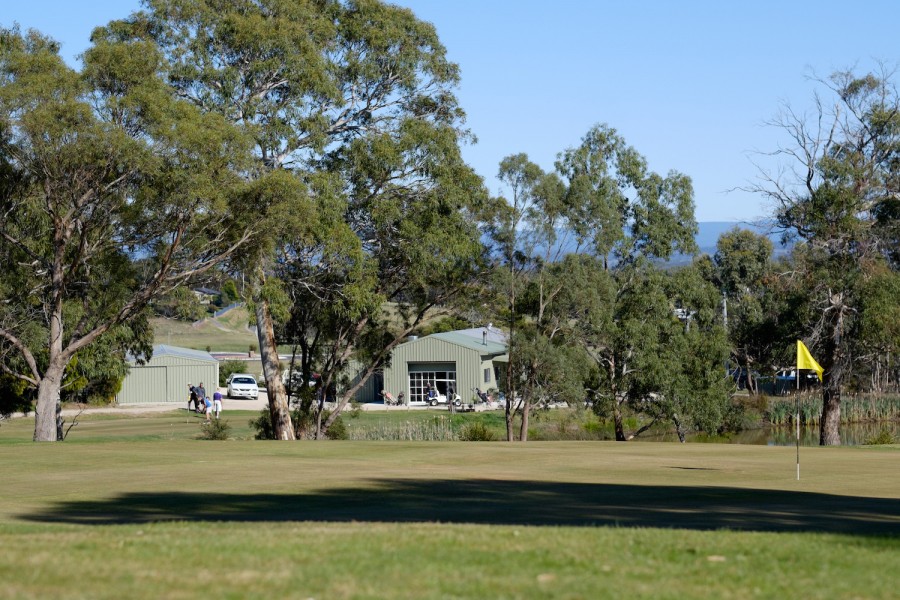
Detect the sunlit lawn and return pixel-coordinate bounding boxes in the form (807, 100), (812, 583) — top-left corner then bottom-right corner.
(1, 411), (898, 599)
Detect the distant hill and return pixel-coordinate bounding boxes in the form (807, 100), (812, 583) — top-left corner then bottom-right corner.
(503, 221), (790, 266)
(152, 306), (257, 353)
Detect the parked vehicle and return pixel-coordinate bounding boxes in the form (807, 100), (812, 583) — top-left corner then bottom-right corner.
(226, 373), (259, 400)
(774, 369), (819, 394)
(429, 392), (462, 407)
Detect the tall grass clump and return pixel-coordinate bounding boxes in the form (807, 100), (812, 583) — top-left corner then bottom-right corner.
(768, 393), (900, 426)
(348, 416), (457, 441)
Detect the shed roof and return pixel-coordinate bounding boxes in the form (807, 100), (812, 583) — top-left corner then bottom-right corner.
(452, 324), (507, 344)
(429, 331), (507, 354)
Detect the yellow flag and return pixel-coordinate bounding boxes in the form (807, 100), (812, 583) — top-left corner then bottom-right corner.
(797, 340), (824, 382)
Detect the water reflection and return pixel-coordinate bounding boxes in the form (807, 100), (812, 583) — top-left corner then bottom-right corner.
(638, 422), (900, 446)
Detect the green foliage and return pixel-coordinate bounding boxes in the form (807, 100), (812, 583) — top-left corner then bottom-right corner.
(0, 375), (32, 418)
(0, 24), (251, 440)
(417, 316), (473, 336)
(249, 409), (275, 440)
(198, 419), (231, 440)
(754, 67), (900, 442)
(323, 415), (348, 440)
(864, 427), (896, 445)
(713, 228), (774, 296)
(155, 287), (207, 322)
(458, 421), (496, 441)
(249, 405), (347, 440)
(220, 280), (240, 304)
(219, 360), (248, 387)
(486, 124), (710, 441)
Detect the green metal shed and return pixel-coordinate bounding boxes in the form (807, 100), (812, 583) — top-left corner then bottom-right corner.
(382, 329), (507, 403)
(117, 344), (219, 405)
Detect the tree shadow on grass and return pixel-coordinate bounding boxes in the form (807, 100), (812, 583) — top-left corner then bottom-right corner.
(21, 479), (900, 535)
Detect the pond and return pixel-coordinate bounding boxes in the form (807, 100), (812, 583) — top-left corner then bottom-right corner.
(637, 421), (900, 446)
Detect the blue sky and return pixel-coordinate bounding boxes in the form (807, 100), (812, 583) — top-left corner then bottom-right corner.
(4, 0), (898, 222)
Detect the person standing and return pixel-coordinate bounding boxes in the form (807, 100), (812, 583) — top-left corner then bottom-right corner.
(187, 383), (199, 412)
(212, 390), (223, 419)
(196, 381), (212, 420)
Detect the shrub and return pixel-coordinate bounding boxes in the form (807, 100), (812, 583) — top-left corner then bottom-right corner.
(249, 406), (348, 440)
(459, 421), (496, 441)
(198, 419), (231, 440)
(864, 427), (896, 445)
(219, 360), (248, 386)
(324, 415), (348, 440)
(249, 409), (275, 440)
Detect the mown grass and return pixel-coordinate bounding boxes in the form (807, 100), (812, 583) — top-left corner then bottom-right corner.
(0, 412), (898, 599)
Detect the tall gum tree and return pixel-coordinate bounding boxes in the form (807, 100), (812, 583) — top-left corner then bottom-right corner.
(552, 124), (719, 441)
(488, 125), (714, 441)
(750, 66), (900, 445)
(100, 0), (477, 440)
(0, 28), (252, 441)
(487, 154), (570, 441)
(702, 227), (774, 394)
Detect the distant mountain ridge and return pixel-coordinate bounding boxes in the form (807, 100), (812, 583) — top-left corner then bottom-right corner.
(500, 221), (789, 265)
(694, 221), (785, 256)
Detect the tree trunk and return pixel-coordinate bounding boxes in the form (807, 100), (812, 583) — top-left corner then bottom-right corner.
(254, 297), (295, 441)
(518, 399), (530, 442)
(672, 414), (686, 443)
(505, 393), (514, 442)
(819, 297), (847, 446)
(33, 362), (65, 442)
(820, 382), (841, 446)
(613, 402), (626, 442)
(34, 259), (66, 442)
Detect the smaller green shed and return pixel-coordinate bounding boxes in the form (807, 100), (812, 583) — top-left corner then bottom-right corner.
(117, 344), (219, 405)
(382, 327), (507, 404)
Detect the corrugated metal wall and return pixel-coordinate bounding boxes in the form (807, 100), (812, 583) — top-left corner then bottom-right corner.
(118, 356), (219, 404)
(342, 358), (379, 404)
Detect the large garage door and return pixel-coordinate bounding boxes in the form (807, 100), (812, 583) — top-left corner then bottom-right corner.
(408, 366), (457, 403)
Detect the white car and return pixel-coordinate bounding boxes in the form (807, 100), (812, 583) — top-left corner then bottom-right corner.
(226, 373), (259, 400)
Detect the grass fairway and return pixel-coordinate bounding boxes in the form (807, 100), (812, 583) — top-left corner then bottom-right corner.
(0, 414), (898, 599)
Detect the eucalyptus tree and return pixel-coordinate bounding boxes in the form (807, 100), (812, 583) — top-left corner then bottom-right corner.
(703, 227), (775, 393)
(0, 28), (252, 441)
(558, 255), (730, 441)
(485, 154), (569, 440)
(100, 0), (480, 440)
(549, 124), (729, 440)
(750, 66), (900, 444)
(487, 125), (720, 441)
(277, 142), (485, 440)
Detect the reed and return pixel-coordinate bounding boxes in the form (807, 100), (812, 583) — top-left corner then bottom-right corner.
(348, 416), (458, 441)
(767, 393), (900, 425)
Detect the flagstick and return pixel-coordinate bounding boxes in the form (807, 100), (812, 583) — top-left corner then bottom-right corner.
(796, 368), (800, 481)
